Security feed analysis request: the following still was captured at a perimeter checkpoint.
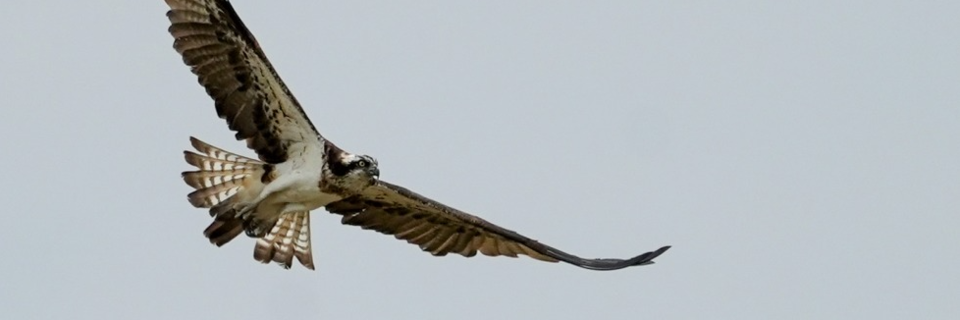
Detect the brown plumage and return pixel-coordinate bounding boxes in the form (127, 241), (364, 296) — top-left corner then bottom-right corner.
(166, 0), (670, 271)
(327, 181), (670, 271)
(166, 0), (322, 164)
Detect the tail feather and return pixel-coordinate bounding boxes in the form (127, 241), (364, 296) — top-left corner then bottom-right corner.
(182, 169), (249, 190)
(183, 137), (264, 246)
(203, 216), (244, 246)
(182, 137), (264, 209)
(254, 211), (315, 270)
(183, 137), (315, 270)
(185, 180), (244, 209)
(189, 136), (259, 163)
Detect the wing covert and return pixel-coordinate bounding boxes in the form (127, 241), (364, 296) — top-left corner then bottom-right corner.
(325, 181), (671, 271)
(165, 0), (324, 163)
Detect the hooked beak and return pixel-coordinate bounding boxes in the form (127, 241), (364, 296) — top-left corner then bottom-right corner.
(369, 167), (380, 180)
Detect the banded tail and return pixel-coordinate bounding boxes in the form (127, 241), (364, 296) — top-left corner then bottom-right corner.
(255, 211), (314, 269)
(182, 137), (316, 270)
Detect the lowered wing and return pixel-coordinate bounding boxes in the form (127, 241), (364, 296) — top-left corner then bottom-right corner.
(326, 181), (671, 271)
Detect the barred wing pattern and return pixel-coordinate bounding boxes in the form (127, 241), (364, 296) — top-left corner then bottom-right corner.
(166, 0), (671, 271)
(166, 0), (324, 164)
(327, 181), (671, 271)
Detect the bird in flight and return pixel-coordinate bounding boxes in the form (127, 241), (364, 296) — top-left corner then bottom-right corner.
(164, 0), (671, 271)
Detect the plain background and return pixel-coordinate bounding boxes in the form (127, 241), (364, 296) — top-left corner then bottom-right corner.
(1, 1), (958, 319)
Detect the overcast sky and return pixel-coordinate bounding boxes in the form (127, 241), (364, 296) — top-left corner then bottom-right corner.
(1, 1), (958, 319)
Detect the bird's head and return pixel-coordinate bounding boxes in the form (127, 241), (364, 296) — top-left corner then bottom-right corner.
(328, 152), (380, 193)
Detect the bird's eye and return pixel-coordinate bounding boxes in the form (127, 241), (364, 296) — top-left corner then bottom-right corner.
(357, 160), (367, 167)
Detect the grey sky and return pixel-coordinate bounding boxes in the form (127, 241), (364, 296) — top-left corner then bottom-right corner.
(1, 1), (958, 319)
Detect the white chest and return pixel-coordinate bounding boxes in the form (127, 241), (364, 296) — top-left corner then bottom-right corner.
(259, 167), (342, 214)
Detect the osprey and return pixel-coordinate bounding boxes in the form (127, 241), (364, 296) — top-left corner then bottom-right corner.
(165, 0), (671, 271)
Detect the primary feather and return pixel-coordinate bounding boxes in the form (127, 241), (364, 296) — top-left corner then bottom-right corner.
(166, 0), (670, 271)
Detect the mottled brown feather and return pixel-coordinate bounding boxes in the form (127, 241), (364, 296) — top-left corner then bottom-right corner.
(326, 181), (671, 271)
(167, 0), (669, 272)
(204, 216), (244, 246)
(165, 0), (323, 163)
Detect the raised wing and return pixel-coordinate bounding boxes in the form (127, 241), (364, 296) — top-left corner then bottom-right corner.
(325, 181), (671, 271)
(165, 0), (323, 163)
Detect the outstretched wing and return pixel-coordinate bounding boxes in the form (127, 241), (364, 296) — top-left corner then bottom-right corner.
(325, 181), (671, 271)
(165, 0), (324, 163)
